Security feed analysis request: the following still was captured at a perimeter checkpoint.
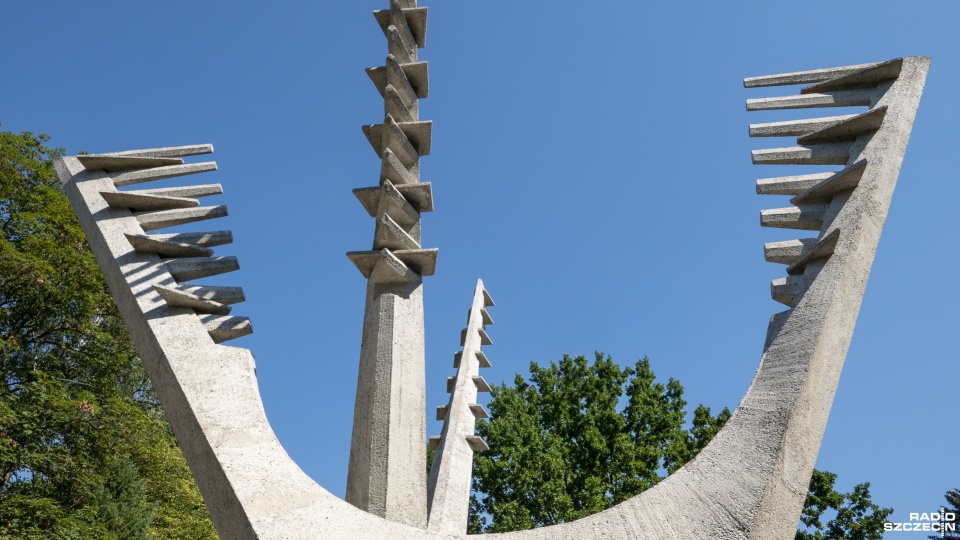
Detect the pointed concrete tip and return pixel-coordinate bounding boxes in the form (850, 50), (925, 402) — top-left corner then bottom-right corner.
(102, 144), (214, 158)
(482, 288), (495, 307)
(78, 154), (184, 172)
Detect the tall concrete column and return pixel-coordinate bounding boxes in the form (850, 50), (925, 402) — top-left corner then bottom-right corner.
(345, 0), (436, 529)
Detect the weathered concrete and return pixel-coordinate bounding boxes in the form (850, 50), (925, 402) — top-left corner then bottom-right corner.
(54, 39), (929, 540)
(344, 0), (433, 528)
(427, 280), (494, 536)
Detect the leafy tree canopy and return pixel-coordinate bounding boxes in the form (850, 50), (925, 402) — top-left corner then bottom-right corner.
(0, 125), (217, 539)
(469, 352), (892, 540)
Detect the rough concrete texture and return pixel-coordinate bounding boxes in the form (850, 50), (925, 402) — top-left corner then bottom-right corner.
(54, 23), (929, 537)
(427, 280), (494, 535)
(344, 0), (432, 528)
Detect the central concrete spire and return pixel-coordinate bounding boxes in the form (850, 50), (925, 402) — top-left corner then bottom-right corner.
(344, 0), (435, 529)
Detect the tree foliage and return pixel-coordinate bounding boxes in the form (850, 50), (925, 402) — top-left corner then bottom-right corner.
(469, 353), (729, 533)
(929, 488), (960, 540)
(0, 126), (217, 539)
(470, 353), (891, 540)
(796, 470), (892, 540)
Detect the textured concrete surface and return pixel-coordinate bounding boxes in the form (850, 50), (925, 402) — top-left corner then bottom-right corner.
(427, 280), (494, 535)
(54, 34), (929, 540)
(344, 0), (433, 528)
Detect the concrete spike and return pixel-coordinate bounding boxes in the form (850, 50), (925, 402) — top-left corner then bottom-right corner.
(475, 351), (491, 368)
(366, 66), (388, 98)
(362, 115), (419, 166)
(125, 233), (213, 258)
(760, 205), (827, 230)
(477, 328), (492, 346)
(354, 188), (382, 217)
(385, 85), (415, 123)
(78, 154), (183, 172)
(428, 436), (441, 452)
(428, 279), (493, 535)
(380, 148), (417, 185)
(111, 161), (218, 187)
(472, 376), (492, 393)
(798, 106), (887, 144)
(136, 205), (228, 231)
(366, 60), (428, 100)
(802, 58), (905, 94)
(770, 276), (802, 307)
(374, 213), (420, 250)
(101, 190), (199, 211)
(387, 25), (415, 64)
(393, 249), (438, 276)
(402, 61), (428, 98)
(379, 180), (420, 226)
(346, 250), (385, 280)
(164, 256), (239, 282)
(749, 114), (856, 138)
(787, 228), (841, 275)
(148, 230), (232, 247)
(743, 62), (880, 88)
(153, 284), (232, 315)
(346, 248), (420, 283)
(482, 289), (495, 307)
(373, 3), (422, 57)
(751, 143), (851, 165)
(791, 160), (868, 205)
(175, 285), (245, 305)
(199, 314), (252, 343)
(397, 121), (432, 156)
(448, 376), (492, 394)
(128, 183), (223, 199)
(757, 172), (835, 195)
(355, 185), (431, 219)
(374, 5), (427, 49)
(396, 182), (433, 212)
(435, 405), (448, 421)
(763, 238), (819, 264)
(465, 436), (489, 452)
(386, 55), (420, 108)
(102, 144), (213, 158)
(467, 307), (493, 326)
(746, 89), (876, 111)
(468, 404), (489, 419)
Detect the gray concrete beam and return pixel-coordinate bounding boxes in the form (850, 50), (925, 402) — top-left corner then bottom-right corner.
(110, 161), (218, 187)
(102, 191), (199, 211)
(791, 160), (868, 205)
(125, 233), (214, 257)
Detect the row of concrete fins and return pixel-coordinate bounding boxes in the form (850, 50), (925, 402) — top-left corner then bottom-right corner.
(746, 58), (906, 308)
(346, 0), (437, 283)
(77, 144), (251, 344)
(429, 282), (496, 454)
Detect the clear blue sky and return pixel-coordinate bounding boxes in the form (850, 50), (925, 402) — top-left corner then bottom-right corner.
(3, 2), (957, 536)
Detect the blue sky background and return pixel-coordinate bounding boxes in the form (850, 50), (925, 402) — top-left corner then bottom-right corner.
(3, 1), (957, 536)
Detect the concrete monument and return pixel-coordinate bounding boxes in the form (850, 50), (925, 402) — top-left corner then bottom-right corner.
(51, 0), (929, 535)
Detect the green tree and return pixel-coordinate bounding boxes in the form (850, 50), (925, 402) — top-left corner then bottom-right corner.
(470, 352), (890, 539)
(929, 488), (960, 540)
(0, 125), (217, 539)
(796, 469), (892, 540)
